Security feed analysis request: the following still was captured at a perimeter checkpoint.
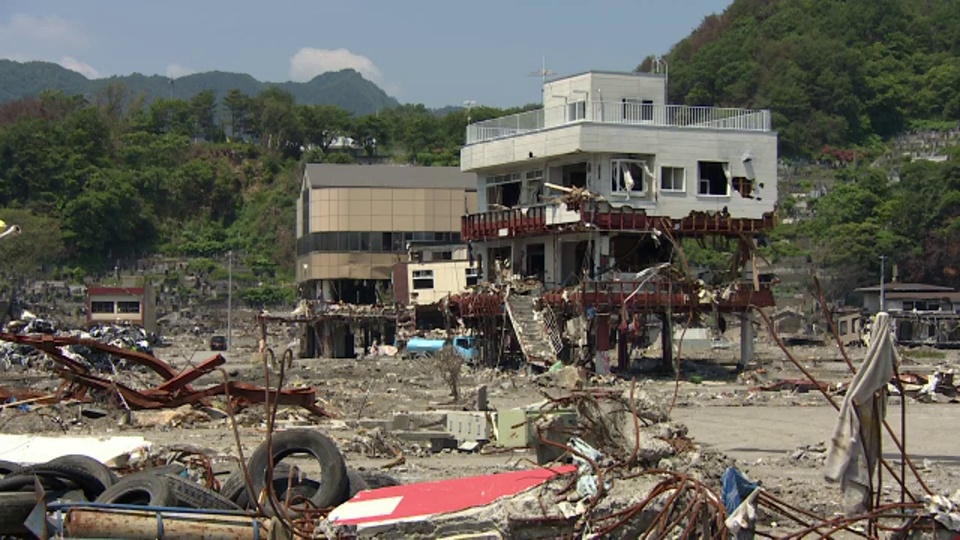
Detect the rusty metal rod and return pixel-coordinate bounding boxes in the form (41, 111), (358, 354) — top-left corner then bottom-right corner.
(753, 306), (919, 502)
(64, 509), (265, 539)
(813, 278), (931, 496)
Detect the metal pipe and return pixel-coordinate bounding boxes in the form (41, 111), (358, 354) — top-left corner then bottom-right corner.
(64, 508), (265, 540)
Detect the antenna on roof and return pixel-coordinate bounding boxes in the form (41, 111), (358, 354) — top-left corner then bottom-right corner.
(528, 57), (557, 85)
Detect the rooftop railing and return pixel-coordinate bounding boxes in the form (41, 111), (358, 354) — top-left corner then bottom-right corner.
(465, 101), (772, 144)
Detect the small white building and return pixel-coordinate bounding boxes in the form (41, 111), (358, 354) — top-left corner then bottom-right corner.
(460, 70), (778, 287)
(86, 283), (157, 333)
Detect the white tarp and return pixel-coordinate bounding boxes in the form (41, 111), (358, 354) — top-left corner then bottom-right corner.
(824, 312), (899, 516)
(0, 434), (151, 466)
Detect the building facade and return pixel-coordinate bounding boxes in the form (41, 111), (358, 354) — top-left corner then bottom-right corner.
(86, 284), (157, 333)
(392, 245), (477, 306)
(294, 164), (477, 357)
(296, 164), (477, 302)
(453, 70), (779, 370)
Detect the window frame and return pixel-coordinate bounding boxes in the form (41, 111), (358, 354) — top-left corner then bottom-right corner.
(610, 159), (648, 195)
(697, 161), (731, 197)
(660, 166), (686, 193)
(90, 301), (115, 314)
(412, 269), (435, 290)
(116, 301), (141, 314)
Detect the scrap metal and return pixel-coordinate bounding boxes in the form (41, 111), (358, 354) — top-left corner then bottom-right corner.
(0, 332), (330, 417)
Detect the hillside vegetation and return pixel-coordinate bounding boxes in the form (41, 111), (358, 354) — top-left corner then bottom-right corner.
(0, 87), (528, 285)
(0, 61), (399, 116)
(646, 0), (960, 156)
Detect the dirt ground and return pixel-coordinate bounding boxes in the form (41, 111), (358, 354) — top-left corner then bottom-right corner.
(1, 328), (958, 533)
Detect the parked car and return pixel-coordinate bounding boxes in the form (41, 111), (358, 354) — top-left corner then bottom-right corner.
(209, 335), (227, 351)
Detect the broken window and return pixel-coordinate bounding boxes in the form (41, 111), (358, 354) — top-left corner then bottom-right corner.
(91, 301), (114, 314)
(435, 251), (453, 261)
(660, 166), (685, 192)
(486, 172), (522, 209)
(412, 269), (434, 290)
(732, 177), (754, 198)
(522, 170), (544, 205)
(697, 161), (730, 196)
(465, 267), (479, 287)
(611, 159), (647, 194)
(117, 301), (141, 314)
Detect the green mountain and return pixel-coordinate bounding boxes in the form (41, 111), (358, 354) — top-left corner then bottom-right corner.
(646, 0), (960, 156)
(0, 60), (399, 115)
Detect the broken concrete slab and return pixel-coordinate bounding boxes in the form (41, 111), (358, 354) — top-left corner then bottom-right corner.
(0, 434), (150, 466)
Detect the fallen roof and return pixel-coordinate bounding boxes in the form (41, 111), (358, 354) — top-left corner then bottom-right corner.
(304, 164), (476, 190)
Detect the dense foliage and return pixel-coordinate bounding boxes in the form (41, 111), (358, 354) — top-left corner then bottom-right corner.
(647, 0), (960, 156)
(0, 87), (527, 280)
(774, 155), (960, 297)
(0, 61), (399, 116)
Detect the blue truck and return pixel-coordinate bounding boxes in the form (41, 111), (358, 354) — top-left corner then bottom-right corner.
(403, 336), (478, 362)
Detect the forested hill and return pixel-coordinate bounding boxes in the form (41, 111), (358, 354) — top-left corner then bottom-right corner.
(642, 0), (960, 157)
(0, 60), (399, 116)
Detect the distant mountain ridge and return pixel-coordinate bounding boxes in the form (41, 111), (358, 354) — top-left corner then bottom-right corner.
(0, 60), (399, 115)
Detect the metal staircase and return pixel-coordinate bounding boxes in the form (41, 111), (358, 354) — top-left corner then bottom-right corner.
(505, 294), (562, 368)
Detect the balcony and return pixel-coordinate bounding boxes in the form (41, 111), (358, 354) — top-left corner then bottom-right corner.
(465, 101), (772, 145)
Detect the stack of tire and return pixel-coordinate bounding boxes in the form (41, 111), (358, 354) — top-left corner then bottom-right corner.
(0, 429), (398, 522)
(218, 429), (399, 513)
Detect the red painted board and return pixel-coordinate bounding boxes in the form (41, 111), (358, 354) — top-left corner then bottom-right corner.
(330, 465), (576, 527)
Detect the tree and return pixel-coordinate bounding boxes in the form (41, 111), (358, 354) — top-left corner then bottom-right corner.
(0, 208), (65, 279)
(349, 114), (387, 155)
(61, 170), (157, 263)
(300, 104), (351, 152)
(255, 87), (301, 154)
(223, 89), (254, 139)
(190, 90), (219, 141)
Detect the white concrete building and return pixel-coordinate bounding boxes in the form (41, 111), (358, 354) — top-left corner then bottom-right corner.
(460, 70), (778, 287)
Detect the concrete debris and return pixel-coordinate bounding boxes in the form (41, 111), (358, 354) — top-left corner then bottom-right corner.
(0, 434), (150, 466)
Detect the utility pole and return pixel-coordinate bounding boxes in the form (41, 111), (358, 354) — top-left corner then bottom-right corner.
(879, 255), (887, 313)
(227, 250), (233, 350)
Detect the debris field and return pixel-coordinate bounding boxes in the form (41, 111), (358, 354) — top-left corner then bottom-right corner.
(0, 311), (958, 538)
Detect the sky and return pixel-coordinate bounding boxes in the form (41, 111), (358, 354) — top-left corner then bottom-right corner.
(0, 0), (733, 108)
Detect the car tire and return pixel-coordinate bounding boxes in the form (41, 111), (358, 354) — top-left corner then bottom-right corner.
(246, 429), (348, 515)
(95, 473), (176, 506)
(1, 455), (116, 500)
(161, 474), (240, 510)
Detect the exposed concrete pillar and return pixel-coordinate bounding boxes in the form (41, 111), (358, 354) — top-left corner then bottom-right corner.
(595, 313), (611, 351)
(661, 312), (674, 372)
(739, 312), (754, 370)
(321, 280), (334, 303)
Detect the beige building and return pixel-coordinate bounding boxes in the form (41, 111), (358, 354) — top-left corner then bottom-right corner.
(296, 164), (477, 303)
(86, 283), (157, 333)
(393, 245), (478, 305)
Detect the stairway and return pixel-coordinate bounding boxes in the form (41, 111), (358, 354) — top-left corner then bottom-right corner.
(505, 294), (562, 368)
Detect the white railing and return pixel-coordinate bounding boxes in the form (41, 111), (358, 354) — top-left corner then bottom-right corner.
(465, 101), (772, 144)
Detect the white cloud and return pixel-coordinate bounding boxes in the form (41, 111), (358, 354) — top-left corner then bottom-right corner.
(289, 47), (397, 93)
(166, 63), (196, 79)
(58, 56), (100, 79)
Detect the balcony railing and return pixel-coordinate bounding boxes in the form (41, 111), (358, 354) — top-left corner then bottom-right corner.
(465, 101), (772, 144)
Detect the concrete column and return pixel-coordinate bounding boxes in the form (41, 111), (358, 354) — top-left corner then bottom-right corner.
(739, 312), (754, 370)
(595, 313), (611, 351)
(661, 312), (674, 372)
(321, 280), (334, 303)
